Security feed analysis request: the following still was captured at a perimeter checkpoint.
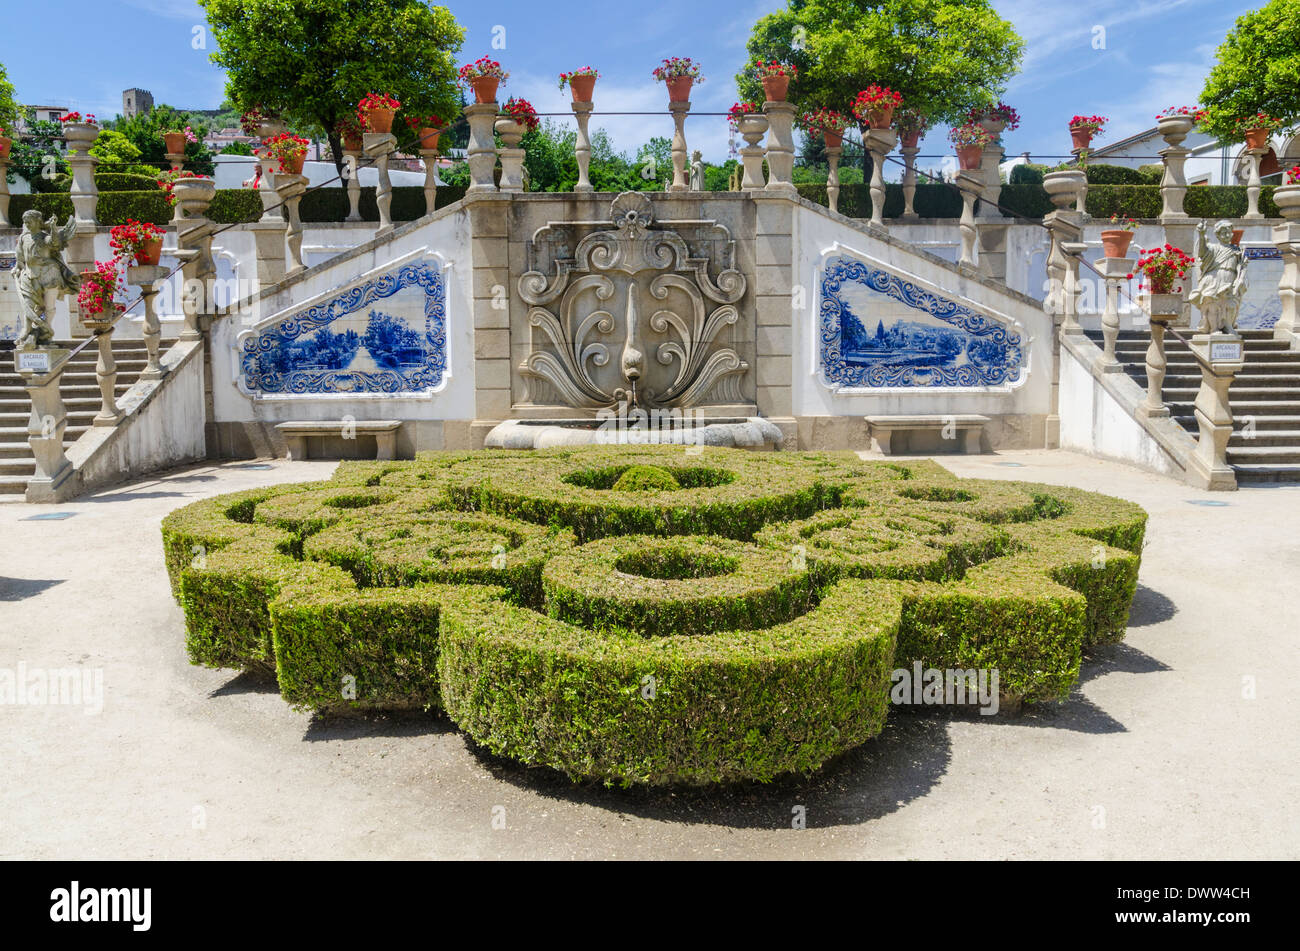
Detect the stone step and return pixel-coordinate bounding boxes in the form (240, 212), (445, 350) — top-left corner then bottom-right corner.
(0, 458), (36, 475)
(1232, 464), (1300, 484)
(0, 475), (33, 495)
(1226, 445), (1300, 464)
(1227, 432), (1300, 447)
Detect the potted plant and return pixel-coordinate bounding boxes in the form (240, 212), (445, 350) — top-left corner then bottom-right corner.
(357, 94), (401, 134)
(728, 101), (762, 132)
(750, 59), (797, 102)
(1274, 165), (1300, 221)
(77, 261), (122, 325)
(499, 97), (540, 134)
(404, 113), (444, 150)
(852, 85), (903, 130)
(1069, 114), (1108, 149)
(895, 107), (930, 148)
(459, 57), (509, 104)
(1134, 244), (1195, 295)
(968, 102), (1020, 136)
(335, 116), (365, 152)
(949, 124), (994, 170)
(559, 67), (600, 103)
(1234, 112), (1286, 149)
(156, 169), (202, 207)
(58, 111), (96, 126)
(259, 132), (310, 174)
(0, 125), (11, 161)
(652, 57), (704, 103)
(109, 219), (166, 266)
(161, 126), (198, 155)
(800, 108), (850, 150)
(240, 108), (266, 136)
(1101, 215), (1138, 258)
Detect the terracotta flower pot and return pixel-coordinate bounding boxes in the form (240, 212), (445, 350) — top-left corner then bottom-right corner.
(569, 75), (596, 103)
(957, 145), (984, 170)
(666, 76), (693, 103)
(1243, 127), (1269, 150)
(1070, 126), (1093, 150)
(343, 134), (364, 152)
(901, 129), (921, 149)
(823, 130), (844, 151)
(867, 104), (894, 130)
(365, 107), (396, 133)
(470, 77), (500, 105)
(1272, 183), (1300, 221)
(761, 75), (789, 102)
(280, 152), (306, 175)
(1231, 228), (1244, 246)
(413, 127), (440, 150)
(0, 135), (11, 161)
(163, 132), (187, 155)
(1100, 229), (1134, 258)
(135, 238), (163, 266)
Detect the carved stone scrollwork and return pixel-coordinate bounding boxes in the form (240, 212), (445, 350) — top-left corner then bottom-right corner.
(518, 193), (749, 409)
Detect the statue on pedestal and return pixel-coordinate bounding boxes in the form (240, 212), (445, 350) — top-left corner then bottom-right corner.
(689, 150), (704, 191)
(1189, 219), (1248, 334)
(13, 210), (79, 350)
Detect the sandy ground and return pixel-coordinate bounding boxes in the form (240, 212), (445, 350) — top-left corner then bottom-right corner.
(1, 450), (1296, 860)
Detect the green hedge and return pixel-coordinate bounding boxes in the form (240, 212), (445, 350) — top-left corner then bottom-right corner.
(162, 447), (1149, 785)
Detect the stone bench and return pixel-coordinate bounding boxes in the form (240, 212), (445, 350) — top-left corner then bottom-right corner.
(275, 420), (402, 461)
(865, 415), (990, 455)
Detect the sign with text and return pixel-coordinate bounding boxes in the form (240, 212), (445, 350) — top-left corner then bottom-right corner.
(1210, 342), (1243, 362)
(15, 351), (51, 373)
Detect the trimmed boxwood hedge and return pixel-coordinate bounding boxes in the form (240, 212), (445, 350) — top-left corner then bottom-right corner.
(161, 447), (1148, 786)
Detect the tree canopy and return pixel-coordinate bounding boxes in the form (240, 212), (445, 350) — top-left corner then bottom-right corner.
(199, 0), (464, 172)
(1199, 0), (1300, 141)
(0, 61), (18, 130)
(736, 0), (1025, 128)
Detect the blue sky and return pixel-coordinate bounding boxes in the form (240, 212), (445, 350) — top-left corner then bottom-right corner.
(2, 0), (1261, 168)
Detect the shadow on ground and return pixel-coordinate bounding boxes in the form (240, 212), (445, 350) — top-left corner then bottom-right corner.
(1128, 584), (1178, 627)
(0, 577), (65, 602)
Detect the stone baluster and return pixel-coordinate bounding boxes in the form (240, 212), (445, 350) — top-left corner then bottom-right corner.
(669, 101), (691, 192)
(1042, 169), (1087, 448)
(275, 172), (310, 275)
(1187, 332), (1246, 490)
(17, 347), (74, 502)
(127, 265), (169, 380)
(1139, 294), (1183, 417)
(172, 177), (216, 341)
(495, 118), (526, 193)
(956, 169), (981, 268)
(1243, 146), (1267, 220)
(1157, 115), (1193, 220)
(1072, 146), (1089, 216)
(256, 120), (288, 222)
(865, 128), (898, 229)
(826, 142), (843, 214)
(419, 145), (440, 214)
(738, 114), (768, 191)
(464, 102), (499, 194)
(978, 132), (1005, 218)
(344, 144), (363, 222)
(0, 153), (11, 227)
(1096, 257), (1135, 369)
(572, 100), (594, 193)
(364, 132), (397, 233)
(900, 144), (920, 220)
(1273, 191), (1300, 343)
(63, 121), (100, 338)
(166, 150), (184, 173)
(89, 319), (122, 428)
(762, 100), (797, 195)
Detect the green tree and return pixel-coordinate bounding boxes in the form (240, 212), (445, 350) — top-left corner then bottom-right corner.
(110, 105), (215, 175)
(88, 130), (158, 176)
(221, 141), (255, 156)
(199, 0), (464, 177)
(1199, 0), (1300, 142)
(0, 61), (18, 129)
(9, 109), (68, 190)
(737, 0), (1024, 174)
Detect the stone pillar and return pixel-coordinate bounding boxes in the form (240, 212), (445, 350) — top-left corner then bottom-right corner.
(127, 264), (169, 380)
(344, 146), (364, 222)
(752, 195), (796, 445)
(572, 100), (594, 193)
(826, 144), (843, 214)
(1187, 332), (1246, 490)
(978, 137), (1005, 218)
(1096, 257), (1135, 369)
(495, 118), (526, 193)
(364, 132), (397, 233)
(1139, 295), (1182, 418)
(1072, 147), (1089, 217)
(89, 321), (122, 427)
(420, 148), (440, 214)
(1243, 146), (1267, 220)
(1042, 172), (1087, 449)
(18, 348), (74, 502)
(762, 100), (797, 196)
(64, 121), (100, 339)
(258, 169), (282, 222)
(977, 221), (1011, 283)
(1157, 115), (1194, 220)
(955, 169), (981, 268)
(172, 177), (216, 342)
(1274, 218), (1300, 343)
(900, 145), (920, 220)
(276, 173), (309, 276)
(669, 101), (691, 192)
(166, 150), (184, 173)
(865, 129), (897, 229)
(738, 115), (768, 192)
(0, 155), (10, 227)
(464, 102), (499, 194)
(249, 221), (287, 293)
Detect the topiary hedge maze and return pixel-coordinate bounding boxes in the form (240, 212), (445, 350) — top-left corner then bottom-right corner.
(161, 448), (1147, 787)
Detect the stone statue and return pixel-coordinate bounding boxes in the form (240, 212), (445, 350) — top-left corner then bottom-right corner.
(1189, 219), (1248, 334)
(13, 210), (79, 350)
(689, 150), (704, 191)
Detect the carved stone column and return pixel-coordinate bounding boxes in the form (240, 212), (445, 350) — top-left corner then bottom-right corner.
(64, 121), (100, 338)
(256, 119), (288, 223)
(419, 148), (439, 214)
(737, 114), (768, 192)
(0, 155), (11, 227)
(865, 128), (897, 229)
(1096, 256), (1135, 369)
(344, 146), (363, 222)
(826, 143), (843, 214)
(978, 137), (1005, 218)
(276, 173), (309, 275)
(18, 348), (74, 502)
(127, 264), (169, 380)
(1243, 146), (1267, 220)
(1042, 170), (1087, 449)
(1273, 203), (1300, 343)
(572, 100), (594, 193)
(977, 220), (1011, 283)
(464, 102), (499, 194)
(172, 177), (216, 342)
(669, 101), (691, 192)
(762, 101), (797, 195)
(956, 169), (981, 268)
(1157, 115), (1194, 220)
(87, 318), (122, 427)
(1072, 147), (1089, 216)
(900, 145), (920, 220)
(1140, 295), (1182, 418)
(166, 150), (184, 173)
(364, 132), (397, 233)
(1187, 333), (1246, 490)
(495, 118), (526, 193)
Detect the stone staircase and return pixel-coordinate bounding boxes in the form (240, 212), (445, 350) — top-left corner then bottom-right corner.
(0, 339), (155, 497)
(1086, 328), (1300, 485)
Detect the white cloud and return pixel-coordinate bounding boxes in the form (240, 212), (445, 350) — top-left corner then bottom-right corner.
(120, 0), (205, 20)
